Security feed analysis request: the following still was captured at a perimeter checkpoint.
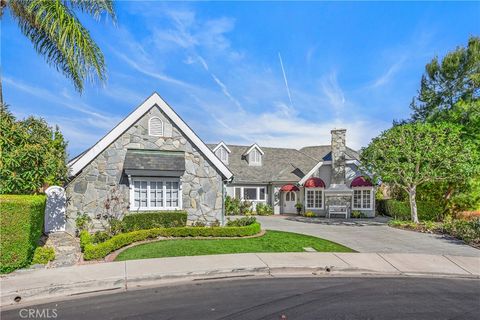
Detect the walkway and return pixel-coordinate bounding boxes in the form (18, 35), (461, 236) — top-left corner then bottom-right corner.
(2, 252), (479, 307)
(256, 216), (480, 256)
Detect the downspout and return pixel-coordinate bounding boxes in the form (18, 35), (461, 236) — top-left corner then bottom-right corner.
(221, 176), (233, 226)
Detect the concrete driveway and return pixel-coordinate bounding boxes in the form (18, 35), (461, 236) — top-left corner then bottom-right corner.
(256, 216), (480, 257)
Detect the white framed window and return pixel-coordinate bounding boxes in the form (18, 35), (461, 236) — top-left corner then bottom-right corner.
(148, 117), (164, 136)
(233, 186), (267, 201)
(130, 177), (181, 210)
(216, 147), (229, 164)
(305, 188), (323, 209)
(249, 149), (262, 166)
(285, 191), (296, 202)
(352, 188), (373, 210)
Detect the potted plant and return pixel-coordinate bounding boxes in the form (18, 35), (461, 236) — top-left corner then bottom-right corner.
(295, 202), (303, 215)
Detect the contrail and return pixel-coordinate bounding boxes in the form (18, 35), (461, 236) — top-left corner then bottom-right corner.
(278, 52), (293, 108)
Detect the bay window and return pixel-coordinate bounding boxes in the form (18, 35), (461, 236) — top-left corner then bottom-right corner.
(352, 189), (372, 210)
(305, 189), (323, 209)
(131, 178), (181, 210)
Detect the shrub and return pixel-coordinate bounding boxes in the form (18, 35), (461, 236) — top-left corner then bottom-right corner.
(81, 222), (262, 260)
(92, 231), (111, 244)
(443, 216), (480, 245)
(226, 217), (257, 227)
(75, 213), (92, 232)
(302, 211), (316, 218)
(239, 201), (252, 215)
(376, 199), (443, 221)
(193, 221), (206, 227)
(108, 217), (125, 235)
(225, 196), (240, 215)
(122, 211), (187, 231)
(31, 246), (55, 265)
(255, 203), (273, 216)
(0, 195), (46, 273)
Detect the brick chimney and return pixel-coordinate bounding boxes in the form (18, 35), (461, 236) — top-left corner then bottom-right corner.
(331, 128), (346, 185)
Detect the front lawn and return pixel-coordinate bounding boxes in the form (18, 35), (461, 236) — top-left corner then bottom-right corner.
(115, 230), (353, 261)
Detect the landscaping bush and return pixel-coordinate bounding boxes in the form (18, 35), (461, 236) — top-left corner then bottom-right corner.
(302, 211), (316, 218)
(122, 211), (187, 231)
(226, 216), (257, 227)
(239, 201), (252, 215)
(92, 231), (111, 244)
(31, 246), (55, 265)
(376, 199), (443, 221)
(225, 196), (240, 215)
(255, 203), (273, 216)
(0, 195), (46, 273)
(81, 222), (262, 260)
(443, 216), (480, 246)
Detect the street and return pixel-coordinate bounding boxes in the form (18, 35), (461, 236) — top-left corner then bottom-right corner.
(2, 277), (479, 320)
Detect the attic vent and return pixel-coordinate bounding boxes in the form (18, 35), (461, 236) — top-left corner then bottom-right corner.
(149, 117), (164, 136)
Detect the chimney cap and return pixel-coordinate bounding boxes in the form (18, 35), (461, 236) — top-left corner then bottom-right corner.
(331, 128), (347, 133)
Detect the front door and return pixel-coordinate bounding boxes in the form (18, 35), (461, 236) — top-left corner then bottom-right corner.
(283, 191), (297, 214)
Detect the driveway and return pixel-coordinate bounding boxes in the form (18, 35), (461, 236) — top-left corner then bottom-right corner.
(256, 216), (479, 257)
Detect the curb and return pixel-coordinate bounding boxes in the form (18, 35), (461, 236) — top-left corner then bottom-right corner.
(2, 253), (479, 307)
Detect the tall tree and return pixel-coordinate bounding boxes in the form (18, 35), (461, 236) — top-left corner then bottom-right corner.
(0, 105), (68, 194)
(361, 122), (476, 223)
(410, 36), (480, 122)
(0, 0), (116, 104)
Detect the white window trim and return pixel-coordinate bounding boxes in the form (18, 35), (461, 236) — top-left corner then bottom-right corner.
(305, 188), (324, 210)
(217, 146), (229, 164)
(148, 116), (164, 136)
(234, 186), (267, 202)
(129, 177), (182, 211)
(249, 149), (262, 166)
(352, 187), (373, 210)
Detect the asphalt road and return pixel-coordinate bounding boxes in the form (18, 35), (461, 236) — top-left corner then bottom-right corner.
(2, 277), (479, 320)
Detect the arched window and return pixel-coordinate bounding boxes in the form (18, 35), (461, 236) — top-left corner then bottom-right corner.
(149, 117), (164, 136)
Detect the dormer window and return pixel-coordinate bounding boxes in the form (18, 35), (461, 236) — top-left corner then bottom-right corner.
(149, 117), (164, 136)
(249, 149), (261, 165)
(244, 143), (264, 166)
(213, 142), (231, 165)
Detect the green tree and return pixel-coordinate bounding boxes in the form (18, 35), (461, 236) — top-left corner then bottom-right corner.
(0, 0), (116, 104)
(410, 36), (480, 122)
(0, 105), (68, 194)
(361, 122), (476, 223)
(409, 37), (480, 213)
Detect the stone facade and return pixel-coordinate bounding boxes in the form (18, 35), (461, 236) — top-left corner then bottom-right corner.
(65, 106), (224, 234)
(331, 128), (346, 185)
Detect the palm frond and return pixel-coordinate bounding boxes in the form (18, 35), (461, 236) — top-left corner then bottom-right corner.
(65, 0), (116, 22)
(9, 0), (109, 92)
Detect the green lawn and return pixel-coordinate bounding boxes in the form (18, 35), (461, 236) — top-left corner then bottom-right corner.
(115, 230), (353, 261)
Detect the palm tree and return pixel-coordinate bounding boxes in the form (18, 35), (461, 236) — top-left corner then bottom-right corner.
(0, 0), (116, 104)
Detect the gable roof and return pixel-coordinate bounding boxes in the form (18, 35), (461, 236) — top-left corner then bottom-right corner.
(207, 144), (318, 183)
(212, 141), (231, 154)
(68, 93), (233, 180)
(243, 143), (265, 156)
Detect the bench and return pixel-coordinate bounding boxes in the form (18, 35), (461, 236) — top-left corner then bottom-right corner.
(328, 205), (348, 218)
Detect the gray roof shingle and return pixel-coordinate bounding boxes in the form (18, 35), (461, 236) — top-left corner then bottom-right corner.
(208, 143), (359, 184)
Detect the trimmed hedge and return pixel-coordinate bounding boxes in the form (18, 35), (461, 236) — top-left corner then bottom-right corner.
(122, 211), (187, 232)
(0, 195), (46, 273)
(377, 199), (443, 221)
(81, 222), (262, 260)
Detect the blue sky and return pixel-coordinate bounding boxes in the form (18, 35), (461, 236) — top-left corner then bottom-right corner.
(3, 1), (479, 157)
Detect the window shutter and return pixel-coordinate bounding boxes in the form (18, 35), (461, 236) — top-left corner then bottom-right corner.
(149, 117), (164, 136)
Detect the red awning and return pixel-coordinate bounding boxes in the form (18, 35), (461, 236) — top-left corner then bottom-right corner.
(304, 177), (325, 188)
(280, 184), (299, 191)
(351, 176), (373, 187)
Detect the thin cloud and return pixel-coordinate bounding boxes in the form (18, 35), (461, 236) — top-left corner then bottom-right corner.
(369, 57), (406, 88)
(278, 52), (294, 108)
(320, 71), (346, 113)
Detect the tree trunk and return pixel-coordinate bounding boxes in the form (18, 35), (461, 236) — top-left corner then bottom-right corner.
(408, 186), (419, 223)
(0, 74), (3, 106)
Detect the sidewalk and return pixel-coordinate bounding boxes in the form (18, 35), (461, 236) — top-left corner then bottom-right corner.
(1, 253), (479, 307)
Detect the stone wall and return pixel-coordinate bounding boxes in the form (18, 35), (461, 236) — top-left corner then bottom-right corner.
(65, 105), (224, 234)
(331, 129), (346, 185)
